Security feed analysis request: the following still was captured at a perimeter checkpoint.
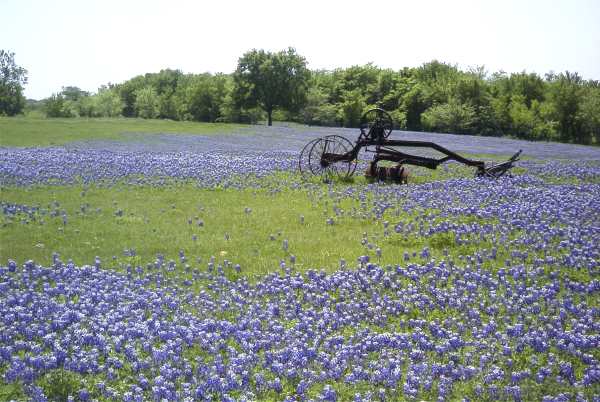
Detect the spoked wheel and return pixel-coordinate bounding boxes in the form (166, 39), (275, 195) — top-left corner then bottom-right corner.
(306, 135), (357, 181)
(325, 135), (357, 178)
(298, 138), (321, 178)
(360, 108), (393, 141)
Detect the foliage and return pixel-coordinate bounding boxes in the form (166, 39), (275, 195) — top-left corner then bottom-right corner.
(0, 50), (28, 116)
(94, 87), (123, 117)
(186, 73), (229, 122)
(60, 86), (89, 101)
(579, 84), (600, 144)
(26, 48), (600, 144)
(421, 98), (476, 133)
(233, 48), (310, 126)
(44, 86), (123, 119)
(340, 90), (367, 127)
(45, 93), (73, 118)
(134, 86), (160, 119)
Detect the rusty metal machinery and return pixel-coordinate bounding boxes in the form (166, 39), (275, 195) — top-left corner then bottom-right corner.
(298, 108), (521, 182)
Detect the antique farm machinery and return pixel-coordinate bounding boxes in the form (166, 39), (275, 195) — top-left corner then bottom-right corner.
(298, 108), (521, 182)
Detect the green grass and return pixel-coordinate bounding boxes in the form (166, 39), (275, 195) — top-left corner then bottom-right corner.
(2, 174), (597, 401)
(0, 116), (247, 147)
(0, 180), (456, 277)
(0, 157), (537, 279)
(3, 119), (594, 401)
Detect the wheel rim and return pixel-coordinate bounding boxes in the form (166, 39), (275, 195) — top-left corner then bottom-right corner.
(323, 135), (357, 179)
(360, 108), (393, 140)
(298, 138), (321, 178)
(306, 136), (356, 181)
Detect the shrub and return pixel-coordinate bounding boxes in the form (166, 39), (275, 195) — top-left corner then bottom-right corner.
(421, 99), (475, 134)
(95, 88), (123, 117)
(134, 87), (160, 119)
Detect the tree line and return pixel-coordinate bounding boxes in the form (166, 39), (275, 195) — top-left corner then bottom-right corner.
(2, 48), (600, 145)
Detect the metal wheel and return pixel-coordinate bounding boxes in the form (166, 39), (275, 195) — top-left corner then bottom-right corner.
(324, 135), (357, 178)
(360, 108), (393, 141)
(298, 138), (321, 178)
(306, 136), (356, 181)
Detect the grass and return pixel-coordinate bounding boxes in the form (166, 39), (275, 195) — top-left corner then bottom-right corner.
(0, 179), (467, 277)
(2, 118), (597, 401)
(0, 116), (247, 147)
(2, 174), (597, 401)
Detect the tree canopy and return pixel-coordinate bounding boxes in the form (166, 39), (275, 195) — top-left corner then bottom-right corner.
(233, 48), (310, 126)
(0, 50), (28, 116)
(18, 48), (600, 146)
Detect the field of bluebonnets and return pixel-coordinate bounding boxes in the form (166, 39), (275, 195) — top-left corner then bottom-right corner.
(1, 118), (600, 402)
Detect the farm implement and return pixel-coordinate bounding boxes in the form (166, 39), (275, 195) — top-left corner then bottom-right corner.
(298, 108), (522, 182)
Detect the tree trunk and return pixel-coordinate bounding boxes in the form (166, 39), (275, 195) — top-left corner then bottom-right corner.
(267, 108), (273, 126)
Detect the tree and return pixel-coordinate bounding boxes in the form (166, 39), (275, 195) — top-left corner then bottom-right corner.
(45, 94), (68, 117)
(186, 74), (229, 122)
(301, 87), (340, 126)
(233, 48), (310, 126)
(134, 87), (160, 119)
(340, 90), (366, 127)
(95, 87), (123, 117)
(508, 94), (535, 139)
(0, 50), (28, 116)
(547, 72), (584, 143)
(421, 98), (476, 134)
(579, 86), (600, 144)
(60, 86), (89, 102)
(61, 86), (92, 117)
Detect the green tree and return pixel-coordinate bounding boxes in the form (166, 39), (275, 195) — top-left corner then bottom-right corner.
(95, 87), (123, 117)
(332, 64), (380, 105)
(75, 95), (96, 118)
(45, 94), (71, 117)
(60, 86), (89, 102)
(233, 48), (310, 126)
(59, 86), (93, 117)
(421, 99), (475, 134)
(0, 50), (28, 116)
(301, 87), (340, 126)
(401, 82), (431, 131)
(546, 72), (585, 143)
(579, 85), (600, 144)
(117, 75), (152, 117)
(154, 69), (183, 119)
(187, 74), (229, 122)
(134, 87), (160, 119)
(508, 94), (535, 139)
(340, 90), (367, 127)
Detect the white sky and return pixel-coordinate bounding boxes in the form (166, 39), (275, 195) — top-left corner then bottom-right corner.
(2, 0), (600, 100)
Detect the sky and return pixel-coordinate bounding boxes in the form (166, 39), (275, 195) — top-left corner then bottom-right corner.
(2, 0), (600, 100)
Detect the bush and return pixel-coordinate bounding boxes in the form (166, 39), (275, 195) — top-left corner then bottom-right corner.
(134, 87), (160, 119)
(579, 87), (600, 144)
(45, 94), (74, 118)
(95, 88), (123, 117)
(421, 99), (475, 134)
(0, 50), (27, 116)
(340, 91), (367, 127)
(508, 95), (535, 139)
(389, 109), (407, 130)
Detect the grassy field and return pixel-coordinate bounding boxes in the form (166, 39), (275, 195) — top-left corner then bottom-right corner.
(0, 179), (492, 279)
(0, 116), (244, 147)
(1, 117), (598, 401)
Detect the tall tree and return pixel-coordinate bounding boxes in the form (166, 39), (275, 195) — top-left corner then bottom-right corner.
(60, 86), (89, 102)
(134, 87), (160, 119)
(0, 50), (28, 116)
(547, 72), (584, 143)
(233, 48), (310, 126)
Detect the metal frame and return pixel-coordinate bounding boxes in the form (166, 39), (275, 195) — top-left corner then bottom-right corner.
(299, 108), (521, 181)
